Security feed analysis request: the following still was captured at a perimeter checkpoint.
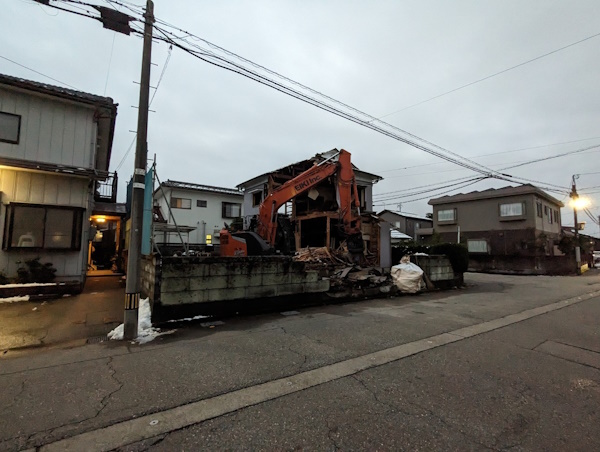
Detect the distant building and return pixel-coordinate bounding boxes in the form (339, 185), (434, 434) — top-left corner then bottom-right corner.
(153, 180), (243, 247)
(378, 210), (433, 242)
(0, 74), (117, 287)
(429, 184), (564, 256)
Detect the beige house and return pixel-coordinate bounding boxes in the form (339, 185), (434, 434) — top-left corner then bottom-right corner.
(0, 74), (117, 287)
(429, 184), (564, 256)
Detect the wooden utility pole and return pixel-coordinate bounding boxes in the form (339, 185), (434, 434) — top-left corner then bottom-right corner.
(570, 174), (581, 274)
(124, 0), (154, 340)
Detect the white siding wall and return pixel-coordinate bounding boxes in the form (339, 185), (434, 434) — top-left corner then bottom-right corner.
(0, 168), (91, 282)
(0, 87), (96, 168)
(241, 180), (266, 228)
(154, 188), (243, 245)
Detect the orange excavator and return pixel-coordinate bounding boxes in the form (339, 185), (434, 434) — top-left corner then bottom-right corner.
(220, 149), (363, 257)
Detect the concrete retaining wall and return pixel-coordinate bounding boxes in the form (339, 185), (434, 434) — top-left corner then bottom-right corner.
(410, 255), (461, 288)
(140, 256), (330, 316)
(469, 254), (576, 275)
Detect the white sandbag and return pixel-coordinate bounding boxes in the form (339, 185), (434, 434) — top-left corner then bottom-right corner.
(391, 262), (424, 294)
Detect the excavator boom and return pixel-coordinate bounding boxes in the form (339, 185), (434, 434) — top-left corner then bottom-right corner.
(257, 149), (362, 248)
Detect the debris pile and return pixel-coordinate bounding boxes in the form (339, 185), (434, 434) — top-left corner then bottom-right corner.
(327, 266), (396, 298)
(293, 247), (346, 264)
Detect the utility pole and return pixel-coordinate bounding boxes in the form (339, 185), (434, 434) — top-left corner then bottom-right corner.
(124, 0), (154, 340)
(570, 174), (581, 274)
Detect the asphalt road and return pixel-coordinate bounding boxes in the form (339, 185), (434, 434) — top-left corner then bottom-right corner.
(1, 271), (599, 451)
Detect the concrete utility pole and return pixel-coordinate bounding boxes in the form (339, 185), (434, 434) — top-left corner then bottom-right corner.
(124, 0), (154, 340)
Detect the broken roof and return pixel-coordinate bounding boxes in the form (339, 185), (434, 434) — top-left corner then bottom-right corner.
(158, 180), (242, 196)
(237, 148), (383, 189)
(428, 184), (564, 207)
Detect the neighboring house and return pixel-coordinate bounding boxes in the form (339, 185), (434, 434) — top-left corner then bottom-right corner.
(378, 210), (433, 241)
(0, 74), (117, 288)
(428, 184), (564, 256)
(153, 180), (243, 247)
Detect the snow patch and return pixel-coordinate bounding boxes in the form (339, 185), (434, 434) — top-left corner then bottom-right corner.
(0, 283), (57, 288)
(0, 295), (30, 304)
(107, 298), (174, 344)
(166, 314), (210, 323)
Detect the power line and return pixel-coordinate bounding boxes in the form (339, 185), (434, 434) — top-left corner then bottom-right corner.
(0, 54), (78, 89)
(378, 136), (600, 174)
(149, 25), (506, 179)
(375, 30), (600, 119)
(375, 177), (487, 203)
(373, 178), (487, 206)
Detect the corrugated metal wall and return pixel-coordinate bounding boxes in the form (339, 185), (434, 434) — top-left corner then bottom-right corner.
(0, 87), (95, 168)
(0, 168), (91, 282)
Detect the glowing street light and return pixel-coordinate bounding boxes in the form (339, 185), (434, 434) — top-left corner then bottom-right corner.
(570, 196), (590, 211)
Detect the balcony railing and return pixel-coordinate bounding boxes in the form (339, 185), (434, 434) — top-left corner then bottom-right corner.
(94, 172), (118, 203)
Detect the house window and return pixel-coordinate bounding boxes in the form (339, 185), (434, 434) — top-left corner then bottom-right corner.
(3, 204), (83, 250)
(394, 221), (401, 228)
(357, 186), (367, 209)
(197, 200), (207, 208)
(222, 202), (241, 218)
(437, 209), (456, 222)
(544, 206), (552, 224)
(500, 202), (524, 217)
(554, 209), (559, 224)
(171, 197), (191, 209)
(252, 191), (262, 207)
(536, 201), (543, 218)
(467, 239), (489, 253)
(0, 112), (21, 144)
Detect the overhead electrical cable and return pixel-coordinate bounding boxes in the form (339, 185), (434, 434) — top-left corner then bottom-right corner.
(378, 136), (600, 174)
(0, 54), (78, 89)
(374, 30), (600, 119)
(148, 25), (507, 179)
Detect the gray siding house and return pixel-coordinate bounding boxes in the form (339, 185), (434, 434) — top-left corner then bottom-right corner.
(0, 74), (117, 287)
(378, 210), (433, 241)
(429, 184), (564, 256)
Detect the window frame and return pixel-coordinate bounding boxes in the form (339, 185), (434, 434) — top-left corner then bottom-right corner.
(221, 201), (242, 219)
(252, 191), (262, 207)
(196, 199), (207, 208)
(437, 208), (456, 224)
(499, 201), (526, 220)
(0, 111), (21, 144)
(467, 239), (489, 254)
(3, 203), (84, 251)
(536, 201), (543, 218)
(170, 197), (191, 209)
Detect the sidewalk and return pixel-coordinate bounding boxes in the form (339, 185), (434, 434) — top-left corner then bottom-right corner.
(0, 276), (124, 351)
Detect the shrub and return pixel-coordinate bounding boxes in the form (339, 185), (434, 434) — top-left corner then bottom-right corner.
(16, 258), (57, 283)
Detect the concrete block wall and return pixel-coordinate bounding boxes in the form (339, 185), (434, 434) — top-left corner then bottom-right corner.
(411, 255), (455, 282)
(145, 256), (329, 306)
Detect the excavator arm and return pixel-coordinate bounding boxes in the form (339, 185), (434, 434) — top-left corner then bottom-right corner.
(257, 149), (362, 248)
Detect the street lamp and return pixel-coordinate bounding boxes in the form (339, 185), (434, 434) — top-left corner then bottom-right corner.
(570, 174), (590, 274)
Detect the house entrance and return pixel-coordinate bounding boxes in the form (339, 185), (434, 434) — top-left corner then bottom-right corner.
(88, 215), (122, 276)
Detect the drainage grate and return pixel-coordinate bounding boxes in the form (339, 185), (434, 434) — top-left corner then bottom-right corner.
(87, 335), (108, 344)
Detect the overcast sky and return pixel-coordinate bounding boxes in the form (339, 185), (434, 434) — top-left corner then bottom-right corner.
(2, 0), (599, 236)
